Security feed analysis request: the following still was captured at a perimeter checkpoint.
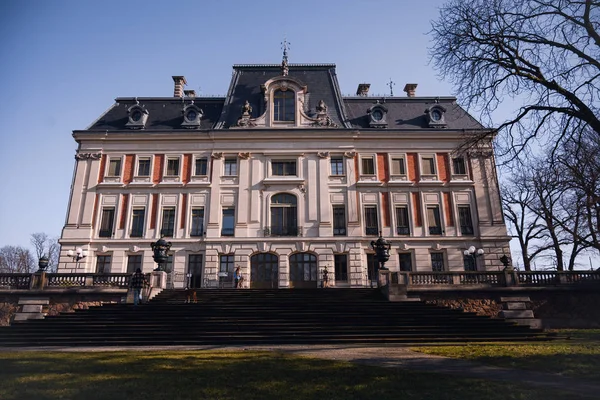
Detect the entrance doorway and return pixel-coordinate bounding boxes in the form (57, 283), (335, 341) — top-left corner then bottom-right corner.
(289, 253), (318, 288)
(367, 253), (378, 287)
(251, 253), (278, 289)
(187, 254), (203, 289)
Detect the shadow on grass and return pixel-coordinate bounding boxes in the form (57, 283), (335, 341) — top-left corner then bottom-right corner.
(0, 350), (586, 400)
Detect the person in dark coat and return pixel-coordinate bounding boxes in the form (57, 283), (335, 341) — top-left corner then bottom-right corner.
(130, 268), (149, 306)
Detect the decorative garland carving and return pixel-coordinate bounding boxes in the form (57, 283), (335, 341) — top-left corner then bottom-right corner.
(75, 153), (102, 161)
(317, 152), (330, 159)
(343, 150), (356, 158)
(238, 152), (251, 160)
(211, 152), (223, 159)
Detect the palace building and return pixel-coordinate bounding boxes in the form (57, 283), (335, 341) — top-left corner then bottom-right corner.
(58, 52), (509, 289)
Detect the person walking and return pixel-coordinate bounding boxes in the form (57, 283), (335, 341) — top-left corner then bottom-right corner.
(130, 268), (149, 306)
(234, 266), (243, 289)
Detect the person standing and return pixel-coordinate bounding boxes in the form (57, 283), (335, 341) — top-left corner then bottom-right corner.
(130, 268), (149, 306)
(234, 266), (242, 289)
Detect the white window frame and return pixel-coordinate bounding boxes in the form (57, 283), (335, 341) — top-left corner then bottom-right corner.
(388, 154), (408, 181)
(269, 157), (298, 178)
(104, 155), (123, 183)
(163, 155), (182, 182)
(223, 157), (238, 177)
(394, 205), (411, 236)
(419, 153), (438, 181)
(330, 156), (345, 176)
(133, 154), (153, 183)
(451, 156), (470, 181)
(160, 206), (177, 238)
(359, 154), (378, 182)
(192, 155), (210, 177)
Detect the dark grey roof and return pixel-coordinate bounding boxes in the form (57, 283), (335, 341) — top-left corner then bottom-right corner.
(344, 97), (485, 130)
(217, 64), (352, 128)
(86, 98), (224, 131)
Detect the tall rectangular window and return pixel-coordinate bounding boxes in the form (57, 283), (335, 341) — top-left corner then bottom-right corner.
(188, 254), (203, 288)
(99, 208), (115, 238)
(333, 205), (346, 236)
(458, 205), (474, 235)
(330, 157), (344, 175)
(166, 158), (180, 176)
(431, 252), (445, 271)
(221, 207), (235, 236)
(367, 253), (378, 281)
(399, 253), (413, 271)
(96, 255), (111, 274)
(364, 206), (379, 236)
(464, 256), (477, 271)
(427, 206), (442, 235)
(194, 158), (208, 176)
(224, 158), (237, 176)
(452, 157), (467, 175)
(127, 255), (142, 274)
(272, 160), (297, 176)
(391, 157), (406, 175)
(130, 208), (145, 237)
(161, 208), (176, 237)
(421, 157), (435, 175)
(334, 254), (348, 282)
(108, 159), (121, 177)
(395, 206), (410, 235)
(219, 254), (235, 284)
(361, 158), (375, 175)
(190, 208), (204, 237)
(137, 157), (151, 176)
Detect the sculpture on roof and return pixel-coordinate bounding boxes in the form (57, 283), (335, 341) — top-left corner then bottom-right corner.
(281, 38), (290, 77)
(236, 100), (256, 127)
(316, 99), (327, 113)
(311, 99), (337, 128)
(241, 100), (252, 116)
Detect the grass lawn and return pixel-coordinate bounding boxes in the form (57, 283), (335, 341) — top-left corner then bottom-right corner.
(0, 350), (584, 400)
(412, 329), (600, 381)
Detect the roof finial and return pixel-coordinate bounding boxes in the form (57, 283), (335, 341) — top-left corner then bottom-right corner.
(281, 37), (290, 76)
(387, 78), (396, 96)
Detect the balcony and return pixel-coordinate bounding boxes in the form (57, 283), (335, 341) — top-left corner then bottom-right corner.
(429, 226), (442, 235)
(130, 230), (144, 238)
(98, 230), (112, 238)
(396, 226), (410, 235)
(264, 226), (302, 237)
(365, 227), (379, 236)
(461, 225), (474, 235)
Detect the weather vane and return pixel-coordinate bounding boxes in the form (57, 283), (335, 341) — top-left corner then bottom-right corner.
(280, 37), (291, 76)
(387, 78), (396, 96)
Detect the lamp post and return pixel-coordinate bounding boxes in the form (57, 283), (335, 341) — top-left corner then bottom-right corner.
(370, 232), (391, 271)
(67, 247), (87, 270)
(463, 246), (484, 271)
(151, 236), (172, 272)
(38, 255), (49, 272)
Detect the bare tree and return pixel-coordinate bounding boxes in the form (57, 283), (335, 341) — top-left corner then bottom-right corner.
(0, 246), (36, 273)
(30, 233), (60, 273)
(430, 0), (600, 160)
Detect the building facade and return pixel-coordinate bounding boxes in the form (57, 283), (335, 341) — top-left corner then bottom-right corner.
(58, 59), (509, 288)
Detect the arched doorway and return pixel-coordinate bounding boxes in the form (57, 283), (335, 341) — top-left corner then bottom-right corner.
(289, 253), (318, 288)
(250, 253), (278, 289)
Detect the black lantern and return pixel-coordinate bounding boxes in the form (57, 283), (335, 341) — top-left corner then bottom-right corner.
(151, 236), (172, 272)
(38, 255), (49, 272)
(370, 232), (391, 271)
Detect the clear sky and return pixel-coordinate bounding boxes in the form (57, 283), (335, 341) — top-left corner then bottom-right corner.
(0, 0), (458, 250)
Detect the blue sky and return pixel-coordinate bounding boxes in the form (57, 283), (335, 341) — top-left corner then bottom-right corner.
(0, 0), (458, 250)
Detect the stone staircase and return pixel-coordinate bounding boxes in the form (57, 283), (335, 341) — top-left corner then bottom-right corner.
(0, 288), (551, 347)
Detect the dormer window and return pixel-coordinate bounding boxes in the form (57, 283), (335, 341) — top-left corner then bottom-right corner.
(426, 105), (447, 128)
(125, 105), (149, 129)
(368, 103), (388, 128)
(181, 104), (202, 129)
(274, 89), (295, 122)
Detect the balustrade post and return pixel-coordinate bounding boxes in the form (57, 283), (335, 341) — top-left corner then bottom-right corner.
(29, 273), (36, 290)
(451, 274), (460, 285)
(85, 275), (94, 287)
(558, 273), (569, 284)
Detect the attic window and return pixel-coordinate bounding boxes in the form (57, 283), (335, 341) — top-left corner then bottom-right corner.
(273, 89), (295, 122)
(125, 105), (149, 129)
(426, 105), (447, 128)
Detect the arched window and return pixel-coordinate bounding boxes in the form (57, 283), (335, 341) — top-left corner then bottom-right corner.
(270, 194), (298, 236)
(273, 89), (295, 122)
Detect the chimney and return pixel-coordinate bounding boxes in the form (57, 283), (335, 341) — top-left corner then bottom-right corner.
(403, 83), (418, 97)
(356, 83), (370, 96)
(184, 90), (196, 98)
(172, 76), (187, 97)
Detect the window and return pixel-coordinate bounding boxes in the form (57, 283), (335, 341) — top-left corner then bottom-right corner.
(166, 158), (180, 176)
(395, 206), (410, 235)
(161, 208), (176, 237)
(399, 253), (412, 271)
(220, 254), (235, 284)
(270, 194), (298, 236)
(194, 157), (208, 176)
(127, 255), (142, 274)
(427, 206), (442, 235)
(334, 254), (348, 281)
(421, 156), (435, 175)
(364, 206), (379, 236)
(367, 253), (378, 281)
(96, 255), (111, 274)
(273, 89), (295, 122)
(99, 208), (115, 238)
(272, 160), (296, 176)
(289, 253), (318, 282)
(361, 157), (375, 175)
(224, 158), (237, 176)
(107, 158), (121, 177)
(221, 207), (235, 236)
(330, 157), (344, 175)
(130, 208), (145, 237)
(464, 256), (477, 271)
(431, 252), (445, 271)
(188, 254), (203, 288)
(452, 157), (467, 175)
(333, 205), (346, 236)
(458, 205), (474, 235)
(137, 157), (151, 177)
(190, 208), (204, 237)
(391, 157), (406, 175)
